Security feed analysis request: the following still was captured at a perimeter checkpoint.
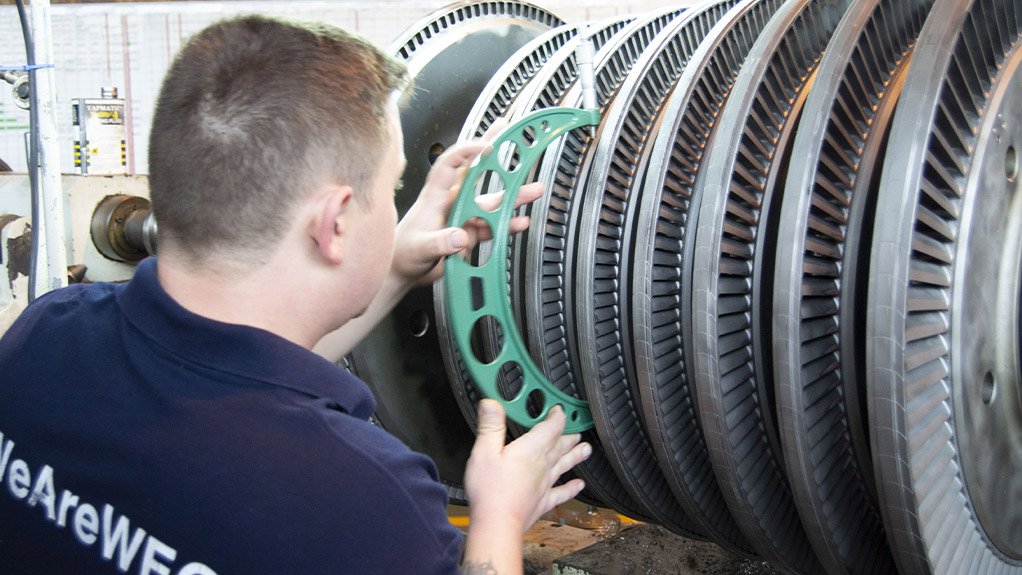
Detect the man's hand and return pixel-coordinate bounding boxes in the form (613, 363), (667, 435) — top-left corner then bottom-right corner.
(461, 399), (590, 573)
(466, 398), (592, 539)
(391, 132), (544, 287)
(465, 399), (589, 530)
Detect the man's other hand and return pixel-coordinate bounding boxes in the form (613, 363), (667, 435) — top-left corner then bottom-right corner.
(392, 125), (544, 286)
(463, 399), (591, 535)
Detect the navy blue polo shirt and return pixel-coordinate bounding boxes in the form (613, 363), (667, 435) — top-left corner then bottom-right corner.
(0, 258), (462, 574)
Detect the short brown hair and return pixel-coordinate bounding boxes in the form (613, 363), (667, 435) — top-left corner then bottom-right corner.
(148, 15), (407, 265)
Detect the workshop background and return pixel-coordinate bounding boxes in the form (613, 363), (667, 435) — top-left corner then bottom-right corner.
(0, 0), (680, 173)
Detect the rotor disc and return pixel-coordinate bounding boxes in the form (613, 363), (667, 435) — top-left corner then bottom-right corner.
(868, 0), (1022, 572)
(521, 8), (691, 524)
(573, 0), (748, 544)
(630, 0), (787, 557)
(689, 0), (855, 571)
(506, 14), (654, 521)
(458, 25), (581, 143)
(350, 0), (562, 489)
(771, 0), (936, 572)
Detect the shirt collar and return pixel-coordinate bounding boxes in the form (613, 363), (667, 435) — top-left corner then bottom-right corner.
(116, 258), (375, 418)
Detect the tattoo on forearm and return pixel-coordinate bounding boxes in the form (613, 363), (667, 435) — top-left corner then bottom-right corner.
(461, 560), (499, 575)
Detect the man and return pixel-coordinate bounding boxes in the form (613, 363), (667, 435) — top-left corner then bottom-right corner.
(0, 16), (589, 574)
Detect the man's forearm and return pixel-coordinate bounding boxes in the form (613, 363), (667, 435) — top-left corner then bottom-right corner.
(461, 517), (525, 575)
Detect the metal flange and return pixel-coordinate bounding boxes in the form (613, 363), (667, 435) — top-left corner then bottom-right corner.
(90, 194), (156, 263)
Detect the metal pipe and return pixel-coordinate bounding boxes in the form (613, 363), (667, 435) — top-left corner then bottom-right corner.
(28, 0), (67, 298)
(577, 27), (597, 111)
(13, 0), (42, 300)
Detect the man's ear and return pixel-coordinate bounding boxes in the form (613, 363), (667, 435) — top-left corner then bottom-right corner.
(310, 185), (354, 265)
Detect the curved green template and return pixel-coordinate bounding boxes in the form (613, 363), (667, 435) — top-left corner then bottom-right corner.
(444, 107), (599, 433)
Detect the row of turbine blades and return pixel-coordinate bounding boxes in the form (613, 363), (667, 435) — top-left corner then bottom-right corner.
(349, 1), (1022, 573)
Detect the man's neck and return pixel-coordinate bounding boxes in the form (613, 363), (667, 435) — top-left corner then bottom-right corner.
(155, 253), (328, 349)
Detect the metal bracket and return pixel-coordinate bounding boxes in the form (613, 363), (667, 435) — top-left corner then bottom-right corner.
(444, 106), (600, 433)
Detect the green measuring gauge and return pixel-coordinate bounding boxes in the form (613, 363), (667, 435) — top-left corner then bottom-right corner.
(444, 106), (600, 434)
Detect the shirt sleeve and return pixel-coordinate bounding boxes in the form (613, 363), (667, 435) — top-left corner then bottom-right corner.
(307, 406), (465, 574)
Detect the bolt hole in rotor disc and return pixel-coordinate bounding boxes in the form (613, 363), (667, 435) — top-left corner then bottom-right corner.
(409, 309), (431, 338)
(982, 371), (996, 405)
(428, 142), (446, 165)
(1007, 145), (1018, 181)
